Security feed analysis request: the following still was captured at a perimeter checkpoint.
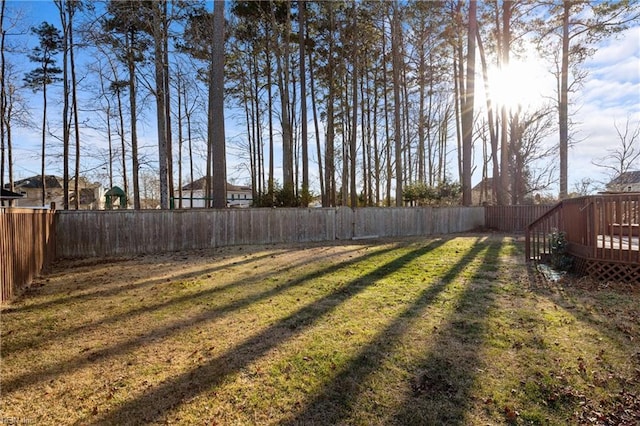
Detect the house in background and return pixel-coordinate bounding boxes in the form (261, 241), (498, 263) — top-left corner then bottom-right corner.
(472, 177), (497, 205)
(7, 175), (104, 209)
(0, 188), (24, 206)
(176, 177), (253, 208)
(606, 170), (640, 193)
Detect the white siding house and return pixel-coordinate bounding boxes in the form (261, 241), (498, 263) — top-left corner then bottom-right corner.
(176, 178), (253, 208)
(606, 171), (640, 193)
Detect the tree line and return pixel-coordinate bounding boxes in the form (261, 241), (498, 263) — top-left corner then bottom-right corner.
(0, 0), (637, 209)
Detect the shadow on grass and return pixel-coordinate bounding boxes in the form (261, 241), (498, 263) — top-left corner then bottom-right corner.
(1, 244), (371, 356)
(282, 236), (500, 425)
(2, 241), (429, 395)
(527, 265), (640, 351)
(2, 248), (295, 315)
(86, 239), (449, 425)
(391, 238), (502, 425)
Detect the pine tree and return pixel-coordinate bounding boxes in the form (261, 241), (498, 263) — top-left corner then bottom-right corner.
(24, 22), (63, 207)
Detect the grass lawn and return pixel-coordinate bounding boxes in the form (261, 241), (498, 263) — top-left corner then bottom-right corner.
(1, 234), (638, 425)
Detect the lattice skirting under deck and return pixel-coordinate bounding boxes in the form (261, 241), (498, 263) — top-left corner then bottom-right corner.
(573, 256), (640, 283)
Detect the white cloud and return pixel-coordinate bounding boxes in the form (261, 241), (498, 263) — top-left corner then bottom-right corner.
(562, 25), (640, 190)
(587, 26), (640, 70)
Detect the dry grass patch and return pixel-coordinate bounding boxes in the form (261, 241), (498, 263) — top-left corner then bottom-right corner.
(1, 235), (638, 425)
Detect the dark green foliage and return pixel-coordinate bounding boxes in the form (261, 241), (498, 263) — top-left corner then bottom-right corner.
(404, 180), (462, 206)
(101, 0), (152, 63)
(549, 230), (573, 271)
(23, 22), (63, 91)
(253, 180), (303, 207)
(178, 6), (213, 62)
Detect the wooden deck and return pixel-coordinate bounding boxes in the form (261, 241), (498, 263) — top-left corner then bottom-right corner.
(526, 193), (640, 282)
(597, 235), (639, 251)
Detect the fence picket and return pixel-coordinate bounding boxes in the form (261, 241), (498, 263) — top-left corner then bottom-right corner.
(0, 208), (56, 302)
(5, 205), (555, 302)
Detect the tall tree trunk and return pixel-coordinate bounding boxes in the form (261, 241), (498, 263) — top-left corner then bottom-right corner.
(454, 48), (464, 186)
(349, 61), (358, 208)
(510, 112), (521, 204)
(499, 1), (512, 205)
(153, 2), (169, 209)
(382, 17), (392, 206)
(0, 0), (5, 200)
(559, 1), (570, 200)
(426, 54), (435, 185)
(58, 1), (70, 209)
(372, 67), (381, 205)
(209, 0), (226, 208)
(128, 31), (139, 209)
(106, 104), (113, 191)
(392, 1), (403, 206)
(453, 1), (464, 187)
(341, 78), (349, 207)
(6, 85), (14, 203)
(41, 82), (47, 207)
(299, 0), (309, 206)
(153, 5), (169, 210)
(115, 86), (128, 201)
(308, 46), (324, 204)
(271, 0), (294, 203)
(324, 2), (336, 207)
(266, 32), (275, 205)
(291, 63), (298, 199)
(184, 86), (194, 206)
(176, 73), (183, 209)
(252, 53), (262, 201)
(162, 2), (173, 206)
(70, 10), (80, 210)
(363, 70), (372, 205)
(417, 43), (426, 183)
(247, 56), (257, 202)
(439, 106), (451, 182)
(476, 26), (499, 205)
(461, 0), (477, 206)
(349, 2), (358, 209)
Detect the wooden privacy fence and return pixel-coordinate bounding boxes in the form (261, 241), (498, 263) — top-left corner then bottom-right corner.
(55, 206), (485, 258)
(3, 205), (556, 301)
(0, 208), (56, 302)
(485, 204), (554, 232)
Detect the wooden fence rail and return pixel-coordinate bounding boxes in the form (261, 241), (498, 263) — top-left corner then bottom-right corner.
(2, 205), (553, 302)
(0, 208), (56, 302)
(55, 207), (485, 258)
(485, 205), (554, 232)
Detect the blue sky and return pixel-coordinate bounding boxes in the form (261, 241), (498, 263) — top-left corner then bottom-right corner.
(574, 25), (640, 188)
(2, 1), (640, 197)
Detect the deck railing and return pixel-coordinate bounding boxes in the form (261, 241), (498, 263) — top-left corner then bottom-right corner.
(525, 201), (563, 262)
(591, 193), (639, 264)
(526, 193), (640, 265)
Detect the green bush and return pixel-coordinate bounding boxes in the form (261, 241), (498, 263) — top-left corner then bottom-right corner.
(549, 230), (573, 271)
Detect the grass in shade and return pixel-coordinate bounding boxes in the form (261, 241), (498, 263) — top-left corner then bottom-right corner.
(1, 234), (638, 425)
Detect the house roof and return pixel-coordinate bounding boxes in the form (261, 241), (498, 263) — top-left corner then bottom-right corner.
(472, 177), (494, 192)
(182, 177), (207, 191)
(13, 175), (62, 189)
(10, 175), (99, 190)
(608, 171), (640, 186)
(1, 188), (24, 199)
(182, 177), (251, 192)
